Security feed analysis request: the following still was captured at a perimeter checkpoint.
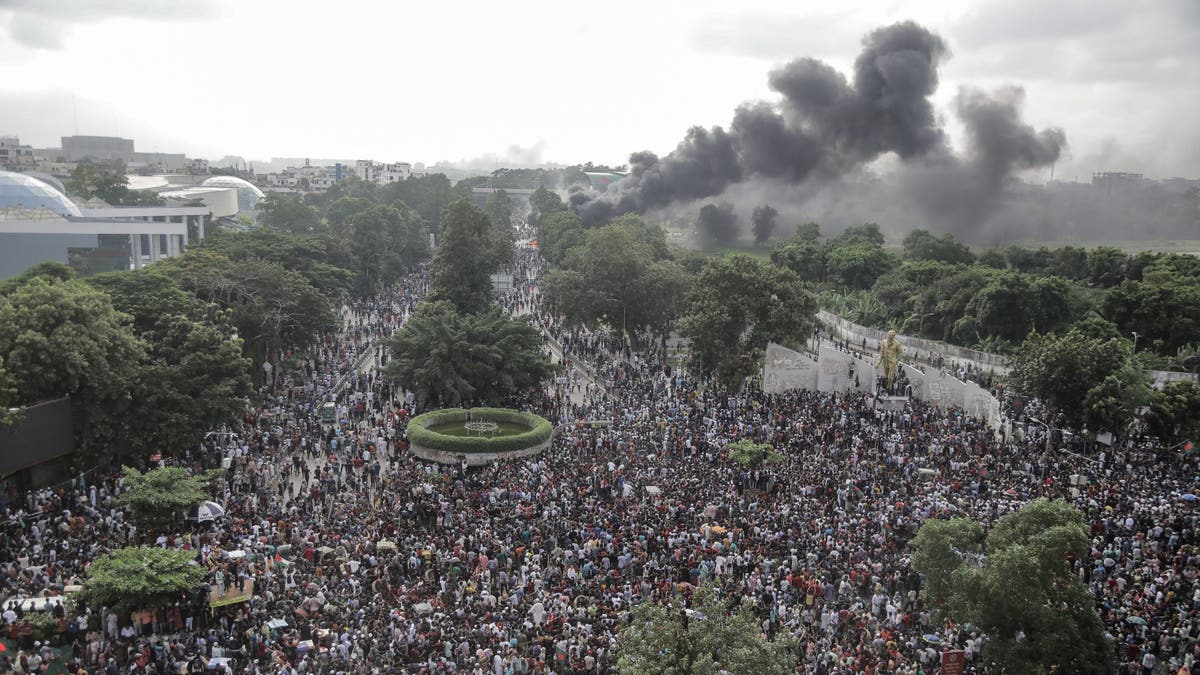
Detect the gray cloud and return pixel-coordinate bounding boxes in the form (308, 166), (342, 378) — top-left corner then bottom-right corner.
(0, 0), (219, 50)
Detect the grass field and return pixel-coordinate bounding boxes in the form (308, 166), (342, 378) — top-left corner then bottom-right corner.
(426, 420), (529, 437)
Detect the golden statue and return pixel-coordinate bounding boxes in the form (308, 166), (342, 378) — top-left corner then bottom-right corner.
(877, 329), (903, 388)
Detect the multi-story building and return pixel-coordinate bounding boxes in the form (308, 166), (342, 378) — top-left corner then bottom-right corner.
(355, 159), (415, 185)
(0, 136), (35, 172)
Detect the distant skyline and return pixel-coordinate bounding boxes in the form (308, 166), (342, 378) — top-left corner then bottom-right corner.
(1, 0), (1197, 180)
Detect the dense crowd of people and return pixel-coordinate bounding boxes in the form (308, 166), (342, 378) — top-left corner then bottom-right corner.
(1, 244), (1198, 674)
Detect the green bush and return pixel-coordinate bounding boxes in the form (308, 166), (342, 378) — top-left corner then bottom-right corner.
(408, 408), (553, 454)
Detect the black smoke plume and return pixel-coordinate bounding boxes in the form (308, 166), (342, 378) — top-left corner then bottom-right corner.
(572, 21), (1066, 234)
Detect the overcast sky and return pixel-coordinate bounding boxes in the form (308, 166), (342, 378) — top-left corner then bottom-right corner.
(0, 0), (1197, 180)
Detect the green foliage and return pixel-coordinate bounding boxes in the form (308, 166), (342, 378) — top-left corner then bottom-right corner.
(901, 229), (974, 264)
(79, 546), (206, 614)
(1103, 268), (1200, 356)
(542, 218), (689, 336)
(0, 277), (146, 460)
(406, 408), (553, 454)
(770, 241), (826, 283)
(113, 465), (222, 531)
(87, 269), (253, 454)
(346, 203), (430, 295)
(0, 355), (18, 428)
(826, 242), (899, 290)
(528, 186), (566, 228)
(792, 222), (821, 244)
(1008, 327), (1146, 433)
(695, 203), (739, 245)
(200, 229), (353, 296)
(725, 439), (782, 468)
(831, 222), (885, 247)
(256, 194), (325, 235)
(157, 250), (336, 361)
(615, 583), (793, 675)
(381, 173), (465, 235)
(537, 210), (586, 266)
(1087, 246), (1128, 288)
(430, 199), (508, 314)
(69, 161), (163, 206)
(384, 301), (553, 406)
(1145, 380), (1200, 444)
(911, 500), (1114, 675)
(679, 255), (817, 387)
(0, 261), (75, 294)
(751, 204), (778, 245)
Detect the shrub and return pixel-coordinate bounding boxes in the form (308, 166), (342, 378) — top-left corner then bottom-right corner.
(407, 408), (553, 454)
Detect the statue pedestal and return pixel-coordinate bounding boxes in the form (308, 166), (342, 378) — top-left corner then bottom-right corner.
(877, 395), (909, 411)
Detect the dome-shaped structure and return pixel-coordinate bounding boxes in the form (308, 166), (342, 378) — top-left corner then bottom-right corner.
(0, 171), (82, 217)
(200, 176), (264, 213)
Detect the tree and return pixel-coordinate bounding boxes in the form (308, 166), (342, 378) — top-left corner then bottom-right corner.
(0, 355), (18, 428)
(79, 547), (206, 614)
(346, 203), (430, 295)
(528, 186), (566, 227)
(157, 251), (337, 363)
(615, 583), (793, 675)
(1145, 380), (1200, 445)
(256, 194), (325, 236)
(1049, 246), (1089, 281)
(113, 465), (222, 531)
(0, 277), (146, 461)
(430, 199), (508, 314)
(832, 222), (885, 247)
(725, 439), (782, 468)
(750, 204), (778, 245)
(679, 255), (817, 387)
(68, 161), (163, 206)
(537, 210), (586, 266)
(1007, 327), (1144, 432)
(826, 243), (899, 290)
(1103, 272), (1200, 356)
(770, 242), (826, 283)
(792, 221), (821, 244)
(382, 173), (465, 235)
(910, 500), (1115, 674)
(86, 270), (253, 454)
(199, 229), (353, 296)
(384, 301), (553, 406)
(695, 203), (739, 245)
(901, 228), (974, 264)
(541, 221), (688, 337)
(1087, 246), (1128, 288)
(325, 196), (374, 236)
(483, 189), (514, 233)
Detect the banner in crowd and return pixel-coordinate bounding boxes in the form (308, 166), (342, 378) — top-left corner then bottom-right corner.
(762, 342), (818, 393)
(817, 346), (852, 392)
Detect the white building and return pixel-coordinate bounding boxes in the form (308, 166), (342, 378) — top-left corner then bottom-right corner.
(355, 160), (415, 185)
(0, 136), (35, 172)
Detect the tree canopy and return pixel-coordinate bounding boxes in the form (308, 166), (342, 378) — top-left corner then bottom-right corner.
(679, 254), (817, 387)
(79, 546), (206, 615)
(615, 583), (793, 675)
(910, 499), (1115, 674)
(384, 301), (553, 407)
(429, 199), (510, 314)
(113, 465), (222, 531)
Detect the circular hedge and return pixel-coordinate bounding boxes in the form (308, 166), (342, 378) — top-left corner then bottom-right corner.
(407, 407), (553, 454)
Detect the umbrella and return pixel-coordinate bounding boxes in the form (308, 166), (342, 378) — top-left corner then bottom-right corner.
(1003, 489), (1020, 498)
(191, 501), (226, 522)
(1182, 494), (1197, 502)
(923, 634), (943, 644)
(1126, 616), (1148, 626)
